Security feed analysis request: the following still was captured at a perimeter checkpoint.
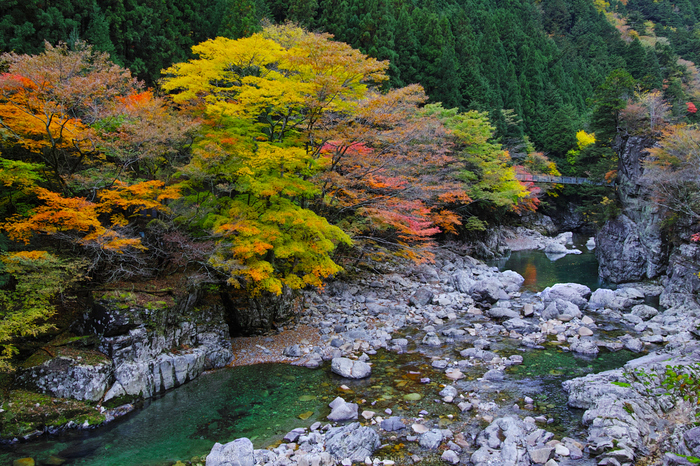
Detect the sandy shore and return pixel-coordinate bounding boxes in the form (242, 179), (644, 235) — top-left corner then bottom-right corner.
(227, 324), (324, 367)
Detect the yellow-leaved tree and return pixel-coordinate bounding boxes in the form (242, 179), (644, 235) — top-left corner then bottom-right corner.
(161, 24), (388, 294)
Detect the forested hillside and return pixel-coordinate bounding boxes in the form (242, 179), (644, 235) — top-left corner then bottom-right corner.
(2, 0), (699, 154)
(1, 0), (700, 370)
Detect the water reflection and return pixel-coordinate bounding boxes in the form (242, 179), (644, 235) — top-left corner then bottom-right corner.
(491, 248), (604, 292)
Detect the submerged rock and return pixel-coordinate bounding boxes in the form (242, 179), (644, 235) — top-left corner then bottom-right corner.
(419, 429), (443, 450)
(540, 283), (591, 308)
(381, 417), (405, 432)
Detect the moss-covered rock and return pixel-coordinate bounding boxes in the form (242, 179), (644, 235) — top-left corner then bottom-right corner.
(0, 390), (105, 439)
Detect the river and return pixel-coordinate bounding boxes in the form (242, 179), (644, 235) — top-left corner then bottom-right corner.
(0, 243), (641, 466)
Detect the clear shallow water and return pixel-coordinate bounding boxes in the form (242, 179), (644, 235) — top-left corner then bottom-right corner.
(1, 364), (334, 466)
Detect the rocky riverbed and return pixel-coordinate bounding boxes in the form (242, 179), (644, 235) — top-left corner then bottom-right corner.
(201, 240), (700, 466)
(4, 234), (699, 466)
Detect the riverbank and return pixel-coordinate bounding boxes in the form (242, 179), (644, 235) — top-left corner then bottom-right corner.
(3, 233), (699, 466)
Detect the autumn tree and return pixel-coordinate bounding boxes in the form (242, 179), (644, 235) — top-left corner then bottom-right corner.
(312, 86), (467, 258)
(0, 43), (192, 280)
(92, 90), (198, 183)
(642, 125), (700, 226)
(1, 180), (180, 279)
(161, 24), (387, 293)
(0, 41), (138, 194)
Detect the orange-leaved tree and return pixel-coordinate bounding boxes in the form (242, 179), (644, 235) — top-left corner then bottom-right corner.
(2, 181), (180, 255)
(0, 42), (194, 281)
(92, 90), (199, 183)
(0, 41), (138, 194)
(312, 85), (469, 260)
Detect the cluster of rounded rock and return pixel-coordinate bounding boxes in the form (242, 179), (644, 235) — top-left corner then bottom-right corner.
(206, 422), (380, 466)
(205, 410), (580, 466)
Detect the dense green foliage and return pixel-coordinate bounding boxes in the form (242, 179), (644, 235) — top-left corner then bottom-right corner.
(2, 0), (698, 155)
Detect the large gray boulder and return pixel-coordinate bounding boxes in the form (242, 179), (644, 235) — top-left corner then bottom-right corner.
(502, 318), (538, 334)
(452, 271), (475, 294)
(380, 416), (406, 432)
(470, 279), (507, 304)
(569, 336), (599, 356)
(544, 241), (569, 254)
(540, 283), (591, 308)
(541, 298), (582, 321)
(500, 270), (525, 292)
(631, 304), (659, 321)
(587, 287), (644, 312)
(409, 288), (434, 307)
(419, 429), (444, 449)
(486, 307), (520, 319)
(206, 438), (255, 466)
(325, 422), (380, 462)
(331, 357), (371, 379)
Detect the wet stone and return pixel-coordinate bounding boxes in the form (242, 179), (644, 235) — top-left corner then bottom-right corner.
(381, 417), (405, 432)
(528, 446), (554, 464)
(419, 429), (443, 450)
(441, 450), (460, 464)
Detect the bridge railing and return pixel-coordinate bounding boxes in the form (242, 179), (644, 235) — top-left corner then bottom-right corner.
(515, 173), (612, 186)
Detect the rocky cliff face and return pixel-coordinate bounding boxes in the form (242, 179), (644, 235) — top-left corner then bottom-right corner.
(596, 133), (668, 283)
(219, 287), (298, 336)
(660, 243), (700, 308)
(15, 288), (234, 403)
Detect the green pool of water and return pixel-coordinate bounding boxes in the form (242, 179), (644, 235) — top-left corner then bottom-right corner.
(504, 347), (639, 437)
(490, 246), (603, 292)
(509, 347), (637, 379)
(0, 350), (458, 466)
(0, 364), (334, 466)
